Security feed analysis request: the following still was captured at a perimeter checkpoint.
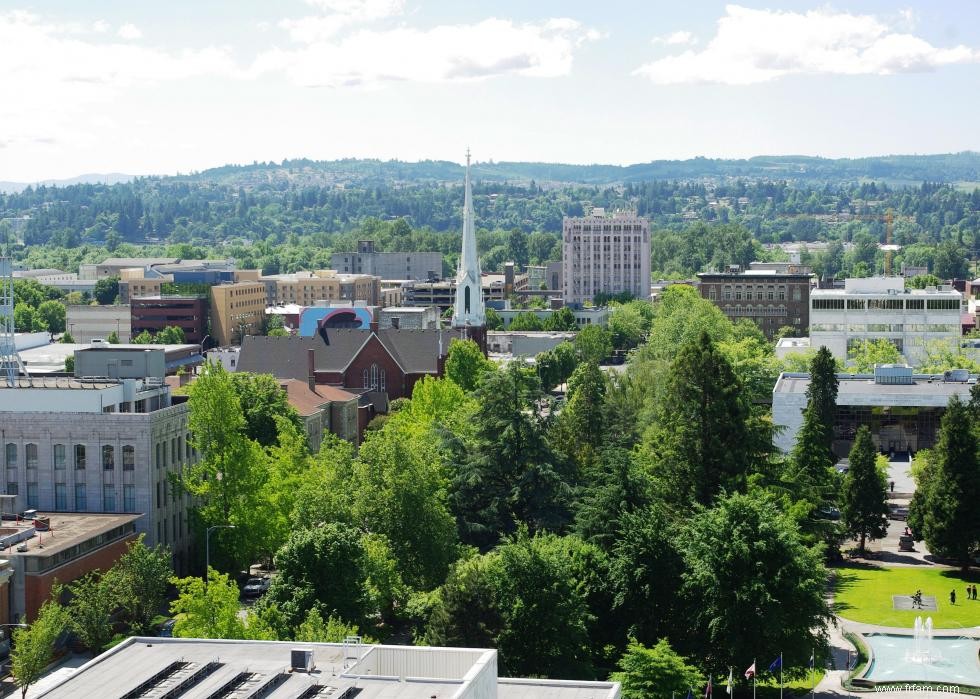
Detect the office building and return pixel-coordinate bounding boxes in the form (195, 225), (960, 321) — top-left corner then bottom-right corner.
(0, 512), (140, 622)
(773, 365), (977, 457)
(496, 305), (610, 329)
(0, 370), (196, 572)
(131, 296), (208, 344)
(562, 208), (651, 305)
(697, 266), (813, 339)
(262, 271), (382, 308)
(66, 304), (132, 343)
(36, 636), (621, 699)
(810, 277), (962, 365)
(378, 306), (440, 330)
(332, 240), (443, 281)
(209, 282), (267, 347)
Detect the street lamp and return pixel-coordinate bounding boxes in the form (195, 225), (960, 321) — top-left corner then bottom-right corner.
(205, 524), (235, 590)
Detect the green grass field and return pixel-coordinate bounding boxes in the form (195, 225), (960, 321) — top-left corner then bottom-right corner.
(833, 565), (980, 628)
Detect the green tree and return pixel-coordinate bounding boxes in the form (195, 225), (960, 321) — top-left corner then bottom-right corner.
(229, 372), (303, 446)
(485, 307), (503, 330)
(453, 362), (570, 548)
(840, 426), (889, 554)
(294, 608), (373, 643)
(552, 360), (606, 470)
(60, 331), (75, 344)
(444, 338), (495, 392)
(848, 339), (904, 372)
(65, 355), (75, 373)
(573, 447), (651, 551)
(13, 304), (41, 333)
(536, 341), (578, 391)
(11, 600), (70, 699)
(788, 347), (840, 509)
(115, 534), (173, 634)
(933, 241), (969, 280)
(93, 276), (120, 305)
(171, 570), (275, 640)
(679, 491), (831, 672)
(154, 325), (186, 344)
(574, 324), (612, 364)
(612, 638), (705, 699)
(509, 311), (544, 331)
(607, 301), (653, 351)
(106, 330), (119, 344)
(543, 307), (577, 332)
(906, 274), (943, 289)
(36, 299), (66, 334)
(909, 396), (980, 568)
(66, 573), (118, 654)
(131, 329), (154, 344)
(644, 331), (753, 506)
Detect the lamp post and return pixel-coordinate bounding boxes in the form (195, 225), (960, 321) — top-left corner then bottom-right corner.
(205, 523), (235, 590)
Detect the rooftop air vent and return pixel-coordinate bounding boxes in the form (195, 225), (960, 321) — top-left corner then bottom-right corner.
(291, 648), (315, 673)
(874, 364), (913, 385)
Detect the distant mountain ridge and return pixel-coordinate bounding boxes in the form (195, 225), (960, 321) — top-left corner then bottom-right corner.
(163, 152), (980, 188)
(0, 173), (133, 194)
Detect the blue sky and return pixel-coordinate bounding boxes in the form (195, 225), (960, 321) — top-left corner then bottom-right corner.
(1, 1), (979, 181)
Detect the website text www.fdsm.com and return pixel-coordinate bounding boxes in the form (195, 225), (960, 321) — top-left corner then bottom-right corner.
(874, 685), (960, 693)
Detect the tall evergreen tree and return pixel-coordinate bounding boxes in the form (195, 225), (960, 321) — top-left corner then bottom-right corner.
(647, 331), (752, 506)
(840, 426), (889, 554)
(452, 362), (571, 549)
(807, 347), (839, 453)
(789, 347), (840, 506)
(911, 396), (980, 568)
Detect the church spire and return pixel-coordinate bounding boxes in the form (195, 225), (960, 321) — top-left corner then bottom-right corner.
(453, 148), (485, 329)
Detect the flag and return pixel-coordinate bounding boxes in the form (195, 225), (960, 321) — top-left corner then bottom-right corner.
(768, 656), (782, 672)
(808, 652), (815, 670)
(686, 689), (693, 699)
(705, 676), (713, 698)
(726, 668), (733, 695)
(744, 662), (756, 680)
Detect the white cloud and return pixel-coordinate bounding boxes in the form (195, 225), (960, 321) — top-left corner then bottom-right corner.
(634, 4), (979, 85)
(91, 20), (110, 33)
(280, 0), (404, 42)
(117, 23), (143, 40)
(651, 30), (696, 46)
(0, 11), (237, 151)
(257, 16), (599, 87)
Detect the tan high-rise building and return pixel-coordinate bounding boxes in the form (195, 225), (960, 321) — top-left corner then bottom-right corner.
(562, 208), (651, 305)
(209, 281), (266, 346)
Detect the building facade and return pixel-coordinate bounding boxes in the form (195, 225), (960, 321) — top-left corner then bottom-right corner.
(810, 277), (962, 365)
(209, 282), (267, 347)
(66, 305), (132, 343)
(562, 208), (651, 305)
(261, 271), (382, 308)
(0, 376), (195, 573)
(773, 366), (976, 457)
(379, 306), (440, 330)
(332, 240), (442, 281)
(697, 268), (813, 339)
(131, 296), (208, 344)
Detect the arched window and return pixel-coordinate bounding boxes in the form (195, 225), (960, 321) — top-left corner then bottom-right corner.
(25, 444), (38, 468)
(102, 445), (115, 470)
(4, 443), (16, 468)
(380, 369), (386, 392)
(464, 286), (471, 314)
(363, 368), (369, 388)
(123, 446), (135, 471)
(370, 363), (379, 389)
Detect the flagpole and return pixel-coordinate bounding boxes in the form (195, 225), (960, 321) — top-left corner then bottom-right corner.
(753, 659), (756, 699)
(810, 648), (815, 699)
(779, 653), (783, 699)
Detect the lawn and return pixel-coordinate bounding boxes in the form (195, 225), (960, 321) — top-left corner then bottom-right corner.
(833, 565), (980, 628)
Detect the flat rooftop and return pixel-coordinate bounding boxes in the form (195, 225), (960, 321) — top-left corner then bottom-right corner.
(38, 638), (620, 699)
(0, 376), (123, 390)
(775, 372), (978, 398)
(0, 512), (139, 559)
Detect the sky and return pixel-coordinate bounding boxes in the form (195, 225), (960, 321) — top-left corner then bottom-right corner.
(2, 1), (980, 181)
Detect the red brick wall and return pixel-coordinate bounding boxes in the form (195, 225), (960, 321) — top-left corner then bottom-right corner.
(343, 335), (407, 398)
(24, 534), (136, 621)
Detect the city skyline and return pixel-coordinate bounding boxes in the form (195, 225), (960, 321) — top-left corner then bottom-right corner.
(2, 1), (980, 181)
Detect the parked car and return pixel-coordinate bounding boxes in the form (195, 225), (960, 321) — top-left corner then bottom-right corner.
(888, 504), (909, 521)
(242, 577), (271, 598)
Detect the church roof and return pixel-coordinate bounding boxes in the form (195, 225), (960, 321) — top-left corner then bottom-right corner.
(238, 328), (466, 379)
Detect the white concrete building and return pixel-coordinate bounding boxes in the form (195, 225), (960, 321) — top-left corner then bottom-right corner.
(772, 365), (977, 456)
(0, 375), (195, 572)
(37, 637), (621, 699)
(810, 277), (961, 366)
(562, 208), (651, 305)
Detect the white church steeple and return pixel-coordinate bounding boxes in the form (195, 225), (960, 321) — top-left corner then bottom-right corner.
(452, 149), (485, 329)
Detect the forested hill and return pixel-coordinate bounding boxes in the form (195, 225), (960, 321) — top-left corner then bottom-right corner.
(172, 152), (980, 188)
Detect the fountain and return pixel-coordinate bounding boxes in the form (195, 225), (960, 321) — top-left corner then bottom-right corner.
(904, 616), (943, 664)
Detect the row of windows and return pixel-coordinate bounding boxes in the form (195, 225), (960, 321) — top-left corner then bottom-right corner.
(811, 323), (961, 333)
(813, 298), (961, 311)
(12, 481), (135, 512)
(363, 363), (386, 391)
(5, 443), (135, 471)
